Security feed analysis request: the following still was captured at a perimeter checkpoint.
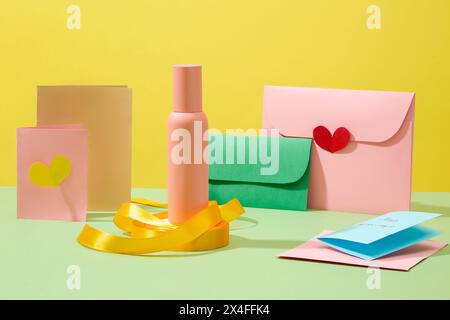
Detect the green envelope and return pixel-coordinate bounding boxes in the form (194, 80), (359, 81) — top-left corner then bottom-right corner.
(209, 135), (312, 211)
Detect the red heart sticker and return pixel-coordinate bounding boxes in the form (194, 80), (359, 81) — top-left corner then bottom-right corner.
(313, 126), (351, 153)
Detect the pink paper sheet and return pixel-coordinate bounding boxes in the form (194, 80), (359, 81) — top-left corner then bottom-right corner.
(279, 230), (447, 271)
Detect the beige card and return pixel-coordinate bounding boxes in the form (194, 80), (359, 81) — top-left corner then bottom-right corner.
(37, 86), (132, 211)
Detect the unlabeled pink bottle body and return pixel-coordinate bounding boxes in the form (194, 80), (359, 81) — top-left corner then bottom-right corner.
(167, 65), (209, 225)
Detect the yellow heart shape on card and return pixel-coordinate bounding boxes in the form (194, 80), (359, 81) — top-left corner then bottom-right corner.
(29, 155), (72, 187)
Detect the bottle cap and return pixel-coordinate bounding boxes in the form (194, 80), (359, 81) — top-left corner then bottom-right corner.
(173, 64), (203, 113)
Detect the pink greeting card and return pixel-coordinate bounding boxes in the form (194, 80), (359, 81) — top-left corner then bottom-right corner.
(17, 125), (88, 221)
(279, 230), (447, 271)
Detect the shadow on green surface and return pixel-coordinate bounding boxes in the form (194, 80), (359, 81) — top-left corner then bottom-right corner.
(138, 251), (217, 258)
(433, 244), (450, 257)
(226, 235), (300, 250)
(411, 201), (450, 215)
(230, 216), (258, 231)
(134, 235), (302, 258)
(132, 216), (296, 258)
(86, 212), (116, 222)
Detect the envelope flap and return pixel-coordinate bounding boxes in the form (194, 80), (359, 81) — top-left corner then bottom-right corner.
(209, 135), (311, 184)
(263, 86), (415, 143)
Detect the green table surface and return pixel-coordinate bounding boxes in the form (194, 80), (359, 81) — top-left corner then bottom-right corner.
(1, 187), (449, 299)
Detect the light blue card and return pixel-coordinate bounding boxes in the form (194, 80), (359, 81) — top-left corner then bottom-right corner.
(318, 212), (441, 260)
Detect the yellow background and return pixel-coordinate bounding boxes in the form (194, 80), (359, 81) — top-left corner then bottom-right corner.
(0, 0), (449, 191)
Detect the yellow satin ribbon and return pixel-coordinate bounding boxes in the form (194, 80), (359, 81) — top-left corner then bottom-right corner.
(77, 198), (244, 255)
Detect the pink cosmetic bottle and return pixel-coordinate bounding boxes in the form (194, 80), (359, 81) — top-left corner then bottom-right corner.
(167, 65), (209, 225)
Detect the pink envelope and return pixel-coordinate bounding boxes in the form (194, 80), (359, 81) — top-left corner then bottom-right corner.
(279, 230), (447, 271)
(263, 86), (415, 214)
(17, 125), (88, 221)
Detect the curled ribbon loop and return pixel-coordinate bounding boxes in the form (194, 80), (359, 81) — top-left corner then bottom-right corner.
(77, 198), (245, 255)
